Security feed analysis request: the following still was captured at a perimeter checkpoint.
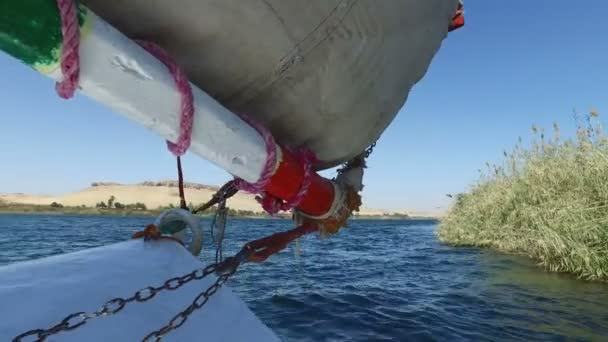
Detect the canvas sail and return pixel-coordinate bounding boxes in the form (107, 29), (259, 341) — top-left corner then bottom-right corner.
(82, 0), (459, 169)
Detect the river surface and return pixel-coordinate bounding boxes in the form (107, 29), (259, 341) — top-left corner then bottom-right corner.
(1, 214), (607, 341)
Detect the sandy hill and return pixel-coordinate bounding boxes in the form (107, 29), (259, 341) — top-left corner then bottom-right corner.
(0, 181), (431, 217)
(1, 181), (259, 212)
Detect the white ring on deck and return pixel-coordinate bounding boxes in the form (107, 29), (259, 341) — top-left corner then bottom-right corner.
(155, 209), (203, 256)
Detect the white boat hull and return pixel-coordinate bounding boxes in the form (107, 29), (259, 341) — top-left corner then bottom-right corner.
(0, 240), (280, 341)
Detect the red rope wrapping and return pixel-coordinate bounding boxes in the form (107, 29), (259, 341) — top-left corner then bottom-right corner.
(246, 223), (318, 263)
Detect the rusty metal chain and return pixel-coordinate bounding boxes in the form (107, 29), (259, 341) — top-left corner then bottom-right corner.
(142, 270), (230, 341)
(335, 141), (377, 177)
(364, 141), (376, 159)
(142, 248), (251, 341)
(13, 246), (251, 342)
(192, 181), (237, 214)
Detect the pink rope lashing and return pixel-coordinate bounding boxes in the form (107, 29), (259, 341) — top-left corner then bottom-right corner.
(55, 0), (80, 99)
(137, 41), (195, 157)
(54, 2), (195, 157)
(233, 114), (278, 194)
(282, 148), (317, 208)
(258, 148), (316, 215)
(233, 115), (317, 215)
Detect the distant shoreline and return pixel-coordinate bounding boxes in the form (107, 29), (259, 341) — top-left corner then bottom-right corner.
(0, 181), (443, 219)
(0, 204), (438, 221)
(0, 203), (264, 218)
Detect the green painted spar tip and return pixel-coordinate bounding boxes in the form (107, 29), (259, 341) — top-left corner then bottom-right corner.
(0, 0), (87, 73)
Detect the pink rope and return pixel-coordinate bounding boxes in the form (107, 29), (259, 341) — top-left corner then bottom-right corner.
(282, 148), (317, 208)
(265, 148), (316, 214)
(136, 41), (194, 157)
(55, 2), (195, 156)
(55, 0), (80, 99)
(233, 116), (317, 215)
(233, 114), (278, 193)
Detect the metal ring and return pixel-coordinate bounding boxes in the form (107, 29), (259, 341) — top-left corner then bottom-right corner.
(155, 208), (203, 256)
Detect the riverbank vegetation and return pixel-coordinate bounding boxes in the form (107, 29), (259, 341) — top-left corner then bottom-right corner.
(0, 202), (274, 218)
(439, 111), (608, 282)
(0, 195), (272, 218)
(0, 199), (426, 220)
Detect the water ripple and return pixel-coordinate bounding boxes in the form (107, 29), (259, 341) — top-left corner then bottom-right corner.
(1, 215), (607, 341)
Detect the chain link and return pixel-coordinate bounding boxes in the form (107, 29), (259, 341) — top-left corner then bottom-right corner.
(12, 249), (249, 342)
(192, 181), (237, 214)
(15, 172), (276, 342)
(143, 248), (251, 341)
(335, 141), (377, 177)
(141, 271), (232, 341)
(364, 142), (376, 159)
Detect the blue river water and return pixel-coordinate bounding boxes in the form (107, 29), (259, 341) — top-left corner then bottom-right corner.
(1, 214), (607, 341)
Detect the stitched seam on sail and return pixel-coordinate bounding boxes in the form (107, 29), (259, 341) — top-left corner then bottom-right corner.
(224, 0), (359, 107)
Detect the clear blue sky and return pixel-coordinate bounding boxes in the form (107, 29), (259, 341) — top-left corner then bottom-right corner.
(1, 1), (607, 212)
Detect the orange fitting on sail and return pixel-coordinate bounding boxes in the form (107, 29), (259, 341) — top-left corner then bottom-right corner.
(263, 146), (335, 217)
(449, 0), (465, 32)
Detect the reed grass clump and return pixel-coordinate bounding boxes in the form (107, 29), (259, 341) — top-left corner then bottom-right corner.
(438, 111), (608, 281)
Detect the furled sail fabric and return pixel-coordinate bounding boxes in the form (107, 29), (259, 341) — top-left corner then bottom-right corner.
(83, 0), (461, 168)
